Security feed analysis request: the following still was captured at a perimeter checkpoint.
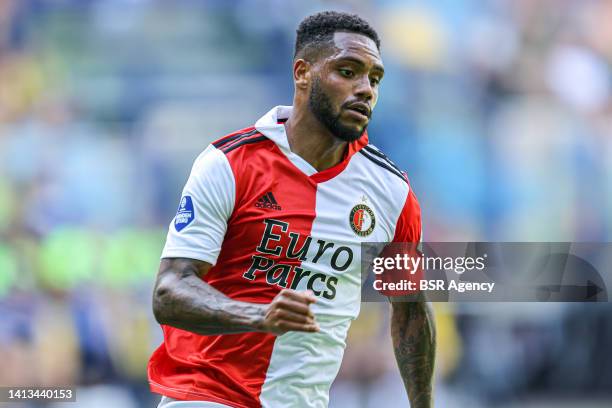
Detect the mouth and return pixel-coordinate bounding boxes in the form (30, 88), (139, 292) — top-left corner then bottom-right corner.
(345, 103), (371, 120)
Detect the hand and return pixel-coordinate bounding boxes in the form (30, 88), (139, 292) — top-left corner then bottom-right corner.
(260, 289), (319, 335)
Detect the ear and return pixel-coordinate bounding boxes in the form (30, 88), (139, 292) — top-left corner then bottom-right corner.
(293, 59), (311, 90)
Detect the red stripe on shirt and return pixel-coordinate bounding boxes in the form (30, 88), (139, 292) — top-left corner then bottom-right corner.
(149, 137), (318, 406)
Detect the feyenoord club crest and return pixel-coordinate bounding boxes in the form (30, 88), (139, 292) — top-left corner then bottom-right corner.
(349, 203), (376, 237)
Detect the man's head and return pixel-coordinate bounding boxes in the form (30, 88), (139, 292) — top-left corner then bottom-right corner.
(293, 11), (384, 142)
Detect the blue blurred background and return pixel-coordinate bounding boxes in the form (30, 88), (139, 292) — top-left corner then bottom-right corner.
(1, 0), (612, 407)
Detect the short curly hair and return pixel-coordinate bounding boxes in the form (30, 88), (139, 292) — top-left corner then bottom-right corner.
(294, 11), (380, 60)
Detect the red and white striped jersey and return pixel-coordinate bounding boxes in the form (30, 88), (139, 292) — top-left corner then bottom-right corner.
(148, 106), (421, 408)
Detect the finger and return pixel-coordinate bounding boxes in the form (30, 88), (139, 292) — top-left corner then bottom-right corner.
(301, 290), (317, 304)
(276, 320), (320, 333)
(267, 307), (315, 323)
(281, 289), (317, 304)
(275, 309), (316, 324)
(275, 298), (315, 317)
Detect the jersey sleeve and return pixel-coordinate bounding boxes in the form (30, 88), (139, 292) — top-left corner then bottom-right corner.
(161, 144), (236, 265)
(392, 188), (422, 243)
(377, 187), (422, 298)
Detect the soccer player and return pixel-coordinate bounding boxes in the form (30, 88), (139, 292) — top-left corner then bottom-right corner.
(149, 11), (435, 408)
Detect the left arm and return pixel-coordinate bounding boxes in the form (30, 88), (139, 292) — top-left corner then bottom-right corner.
(390, 298), (436, 408)
(389, 180), (434, 405)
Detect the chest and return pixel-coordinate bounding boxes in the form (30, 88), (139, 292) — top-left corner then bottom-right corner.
(226, 160), (396, 264)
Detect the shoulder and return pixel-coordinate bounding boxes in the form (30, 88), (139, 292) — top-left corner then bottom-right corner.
(187, 128), (263, 187)
(356, 144), (413, 202)
(357, 144), (410, 186)
(191, 126), (274, 195)
(354, 144), (421, 240)
(189, 126), (271, 173)
(210, 126), (269, 155)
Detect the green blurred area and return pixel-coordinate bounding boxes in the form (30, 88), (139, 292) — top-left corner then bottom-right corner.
(0, 228), (166, 296)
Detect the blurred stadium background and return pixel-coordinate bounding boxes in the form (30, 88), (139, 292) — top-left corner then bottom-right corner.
(1, 0), (612, 407)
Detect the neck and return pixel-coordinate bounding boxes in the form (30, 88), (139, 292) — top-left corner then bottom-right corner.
(284, 107), (348, 172)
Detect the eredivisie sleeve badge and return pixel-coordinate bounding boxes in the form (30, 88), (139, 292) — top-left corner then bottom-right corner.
(349, 203), (376, 237)
(175, 195), (195, 232)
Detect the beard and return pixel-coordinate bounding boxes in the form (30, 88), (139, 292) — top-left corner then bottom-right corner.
(308, 77), (367, 142)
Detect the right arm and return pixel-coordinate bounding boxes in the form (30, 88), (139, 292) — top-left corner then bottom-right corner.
(152, 257), (320, 336)
(153, 144), (318, 336)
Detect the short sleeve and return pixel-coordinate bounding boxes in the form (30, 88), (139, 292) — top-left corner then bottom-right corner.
(392, 188), (422, 243)
(378, 188), (422, 298)
(161, 145), (235, 265)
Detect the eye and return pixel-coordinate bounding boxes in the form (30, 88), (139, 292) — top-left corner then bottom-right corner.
(370, 77), (381, 86)
(339, 68), (354, 78)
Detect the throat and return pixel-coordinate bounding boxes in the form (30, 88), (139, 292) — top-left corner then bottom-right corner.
(284, 120), (348, 172)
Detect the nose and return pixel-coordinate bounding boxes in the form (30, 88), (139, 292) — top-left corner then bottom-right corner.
(354, 74), (373, 101)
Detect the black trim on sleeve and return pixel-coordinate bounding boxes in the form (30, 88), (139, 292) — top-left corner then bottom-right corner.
(221, 135), (268, 154)
(213, 129), (260, 149)
(363, 145), (403, 174)
(359, 149), (407, 183)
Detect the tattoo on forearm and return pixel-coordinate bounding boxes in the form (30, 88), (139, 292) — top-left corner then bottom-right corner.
(154, 260), (265, 335)
(391, 301), (436, 408)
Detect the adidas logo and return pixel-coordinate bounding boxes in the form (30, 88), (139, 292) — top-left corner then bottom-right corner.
(255, 192), (282, 211)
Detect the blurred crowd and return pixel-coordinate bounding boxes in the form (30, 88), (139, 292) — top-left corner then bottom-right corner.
(1, 0), (612, 407)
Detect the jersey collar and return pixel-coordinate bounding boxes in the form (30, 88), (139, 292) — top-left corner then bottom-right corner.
(255, 105), (369, 182)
